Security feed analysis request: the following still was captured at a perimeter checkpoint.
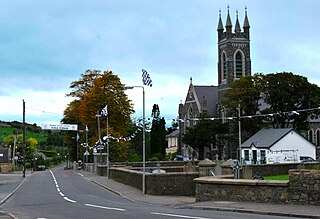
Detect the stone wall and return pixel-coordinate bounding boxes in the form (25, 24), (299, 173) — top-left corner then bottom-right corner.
(146, 172), (199, 196)
(242, 162), (320, 179)
(195, 169), (320, 205)
(110, 167), (143, 190)
(288, 169), (320, 205)
(109, 166), (199, 195)
(195, 177), (288, 203)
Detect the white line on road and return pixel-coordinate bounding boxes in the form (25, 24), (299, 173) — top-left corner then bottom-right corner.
(50, 170), (76, 203)
(150, 212), (212, 219)
(85, 203), (126, 212)
(64, 197), (76, 203)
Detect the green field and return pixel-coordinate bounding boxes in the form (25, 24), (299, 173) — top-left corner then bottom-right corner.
(0, 126), (48, 143)
(264, 174), (289, 180)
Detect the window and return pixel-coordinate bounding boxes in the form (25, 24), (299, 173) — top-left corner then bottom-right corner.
(260, 150), (266, 164)
(222, 52), (227, 80)
(308, 130), (314, 143)
(317, 130), (320, 146)
(244, 150), (249, 161)
(235, 51), (243, 78)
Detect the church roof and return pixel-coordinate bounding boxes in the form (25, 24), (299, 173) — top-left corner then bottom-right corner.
(193, 85), (219, 116)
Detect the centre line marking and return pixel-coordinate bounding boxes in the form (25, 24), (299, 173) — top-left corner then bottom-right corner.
(85, 203), (126, 212)
(64, 197), (76, 203)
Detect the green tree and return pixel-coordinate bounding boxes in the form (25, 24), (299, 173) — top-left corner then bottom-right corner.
(260, 72), (320, 130)
(182, 119), (228, 160)
(222, 75), (262, 140)
(150, 104), (166, 159)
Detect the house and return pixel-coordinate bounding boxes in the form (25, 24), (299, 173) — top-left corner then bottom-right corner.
(241, 128), (316, 164)
(166, 130), (179, 154)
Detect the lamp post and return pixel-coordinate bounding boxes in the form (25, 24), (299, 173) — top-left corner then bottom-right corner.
(96, 111), (103, 165)
(125, 86), (146, 194)
(237, 104), (242, 165)
(85, 125), (89, 164)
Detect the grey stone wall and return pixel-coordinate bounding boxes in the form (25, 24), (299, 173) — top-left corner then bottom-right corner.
(109, 167), (199, 195)
(242, 162), (320, 179)
(195, 177), (288, 203)
(288, 169), (320, 205)
(146, 172), (199, 196)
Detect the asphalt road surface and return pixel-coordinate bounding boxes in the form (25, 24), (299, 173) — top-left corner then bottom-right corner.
(1, 169), (300, 219)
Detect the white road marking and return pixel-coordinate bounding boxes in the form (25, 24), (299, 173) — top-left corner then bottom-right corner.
(64, 197), (76, 203)
(85, 203), (126, 212)
(150, 212), (212, 219)
(50, 170), (76, 203)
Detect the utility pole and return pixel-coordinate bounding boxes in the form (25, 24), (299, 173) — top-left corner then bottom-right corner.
(22, 99), (26, 178)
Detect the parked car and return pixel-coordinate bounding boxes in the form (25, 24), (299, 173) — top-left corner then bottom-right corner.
(300, 156), (316, 162)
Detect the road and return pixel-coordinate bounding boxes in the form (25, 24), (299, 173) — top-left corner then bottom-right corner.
(1, 169), (300, 219)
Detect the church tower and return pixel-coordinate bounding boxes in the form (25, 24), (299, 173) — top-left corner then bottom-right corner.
(217, 7), (251, 96)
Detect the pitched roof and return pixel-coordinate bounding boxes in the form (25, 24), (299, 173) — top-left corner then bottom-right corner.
(241, 128), (293, 149)
(166, 129), (179, 138)
(193, 85), (218, 116)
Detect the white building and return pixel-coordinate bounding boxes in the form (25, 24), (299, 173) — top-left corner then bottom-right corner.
(241, 128), (316, 164)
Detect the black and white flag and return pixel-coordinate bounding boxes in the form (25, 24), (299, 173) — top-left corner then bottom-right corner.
(101, 105), (108, 116)
(142, 69), (152, 87)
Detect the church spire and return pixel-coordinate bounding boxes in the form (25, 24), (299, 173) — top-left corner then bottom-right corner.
(243, 7), (250, 39)
(243, 6), (250, 28)
(225, 5), (232, 32)
(234, 10), (241, 32)
(217, 9), (224, 31)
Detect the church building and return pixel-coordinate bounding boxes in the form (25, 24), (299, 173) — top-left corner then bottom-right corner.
(178, 8), (320, 161)
(178, 8), (251, 159)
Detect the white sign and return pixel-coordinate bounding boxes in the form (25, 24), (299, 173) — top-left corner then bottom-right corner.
(41, 123), (78, 131)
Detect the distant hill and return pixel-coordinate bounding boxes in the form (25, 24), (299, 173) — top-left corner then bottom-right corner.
(0, 120), (47, 144)
(0, 120), (41, 133)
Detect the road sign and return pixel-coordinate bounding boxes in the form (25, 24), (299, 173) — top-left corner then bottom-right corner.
(84, 150), (90, 156)
(41, 123), (78, 131)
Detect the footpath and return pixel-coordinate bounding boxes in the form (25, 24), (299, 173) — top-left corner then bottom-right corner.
(78, 170), (320, 219)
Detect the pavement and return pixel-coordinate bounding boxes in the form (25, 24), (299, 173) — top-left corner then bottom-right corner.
(1, 170), (320, 219)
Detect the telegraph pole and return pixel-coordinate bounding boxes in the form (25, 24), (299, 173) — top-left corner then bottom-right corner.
(22, 99), (26, 178)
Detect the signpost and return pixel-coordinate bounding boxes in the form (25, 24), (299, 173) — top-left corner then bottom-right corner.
(41, 123), (78, 131)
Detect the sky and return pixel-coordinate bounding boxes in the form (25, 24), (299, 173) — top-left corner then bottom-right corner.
(1, 0), (320, 126)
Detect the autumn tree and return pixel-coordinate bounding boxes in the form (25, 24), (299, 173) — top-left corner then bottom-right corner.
(63, 70), (134, 161)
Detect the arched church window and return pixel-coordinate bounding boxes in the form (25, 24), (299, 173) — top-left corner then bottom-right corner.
(235, 51), (243, 78)
(308, 130), (314, 143)
(316, 129), (320, 146)
(222, 53), (227, 80)
(188, 106), (194, 126)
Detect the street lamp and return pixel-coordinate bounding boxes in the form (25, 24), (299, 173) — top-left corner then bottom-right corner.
(125, 85), (146, 194)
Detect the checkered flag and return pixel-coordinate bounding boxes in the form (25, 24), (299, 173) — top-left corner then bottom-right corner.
(142, 69), (152, 87)
(101, 105), (108, 116)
